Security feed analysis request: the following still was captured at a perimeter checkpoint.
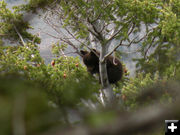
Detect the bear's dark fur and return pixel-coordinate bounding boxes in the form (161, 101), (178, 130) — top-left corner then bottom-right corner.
(80, 49), (123, 84)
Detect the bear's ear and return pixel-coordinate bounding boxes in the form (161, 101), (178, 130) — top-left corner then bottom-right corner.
(90, 49), (97, 54)
(90, 49), (100, 56)
(80, 50), (89, 56)
(92, 49), (97, 52)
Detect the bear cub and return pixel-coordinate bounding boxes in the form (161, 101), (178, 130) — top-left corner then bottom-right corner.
(80, 49), (123, 84)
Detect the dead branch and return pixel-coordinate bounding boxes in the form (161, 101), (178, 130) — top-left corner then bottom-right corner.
(41, 30), (80, 55)
(13, 25), (26, 46)
(144, 36), (156, 58)
(60, 49), (67, 59)
(43, 9), (95, 56)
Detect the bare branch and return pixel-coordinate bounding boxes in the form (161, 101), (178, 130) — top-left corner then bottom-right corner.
(60, 49), (67, 59)
(99, 22), (109, 33)
(0, 33), (8, 36)
(144, 36), (156, 58)
(87, 18), (104, 41)
(40, 31), (60, 39)
(103, 26), (157, 61)
(87, 27), (99, 39)
(107, 26), (124, 42)
(133, 27), (157, 44)
(127, 36), (139, 47)
(102, 39), (124, 62)
(108, 20), (134, 42)
(41, 30), (81, 55)
(58, 18), (89, 48)
(13, 25), (26, 46)
(43, 9), (94, 55)
(127, 23), (135, 36)
(41, 51), (78, 58)
(90, 13), (102, 24)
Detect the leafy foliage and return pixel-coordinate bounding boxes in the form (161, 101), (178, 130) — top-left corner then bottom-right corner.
(0, 42), (100, 107)
(121, 72), (172, 109)
(134, 0), (180, 76)
(0, 0), (40, 45)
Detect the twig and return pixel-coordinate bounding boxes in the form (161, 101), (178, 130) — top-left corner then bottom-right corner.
(13, 25), (26, 46)
(41, 30), (80, 55)
(108, 20), (133, 42)
(60, 49), (67, 59)
(144, 36), (156, 58)
(102, 39), (123, 62)
(103, 26), (157, 62)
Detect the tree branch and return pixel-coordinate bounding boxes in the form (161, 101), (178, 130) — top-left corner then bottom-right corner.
(144, 36), (156, 58)
(13, 25), (26, 46)
(102, 26), (157, 62)
(87, 18), (104, 41)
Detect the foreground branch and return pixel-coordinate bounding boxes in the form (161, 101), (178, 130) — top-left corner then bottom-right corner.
(42, 82), (180, 135)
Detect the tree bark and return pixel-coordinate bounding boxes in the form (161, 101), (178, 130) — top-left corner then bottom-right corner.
(99, 44), (115, 105)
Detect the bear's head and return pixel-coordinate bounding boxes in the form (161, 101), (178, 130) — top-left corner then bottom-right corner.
(80, 50), (89, 56)
(80, 49), (99, 74)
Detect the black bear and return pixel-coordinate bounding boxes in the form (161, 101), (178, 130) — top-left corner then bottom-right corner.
(80, 49), (123, 84)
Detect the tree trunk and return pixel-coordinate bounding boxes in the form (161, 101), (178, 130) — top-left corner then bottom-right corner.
(99, 44), (115, 105)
